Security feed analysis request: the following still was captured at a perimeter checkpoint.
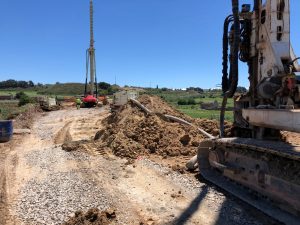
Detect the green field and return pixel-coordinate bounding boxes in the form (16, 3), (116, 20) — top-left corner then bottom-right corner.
(177, 105), (233, 121)
(145, 89), (234, 122)
(0, 101), (34, 120)
(0, 90), (38, 97)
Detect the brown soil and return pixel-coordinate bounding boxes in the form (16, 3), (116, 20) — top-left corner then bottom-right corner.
(61, 140), (107, 156)
(195, 118), (232, 137)
(94, 95), (231, 161)
(0, 142), (10, 225)
(62, 208), (116, 225)
(138, 95), (190, 119)
(62, 140), (89, 152)
(281, 131), (300, 145)
(9, 105), (42, 129)
(139, 95), (232, 136)
(0, 105), (41, 225)
(97, 105), (202, 159)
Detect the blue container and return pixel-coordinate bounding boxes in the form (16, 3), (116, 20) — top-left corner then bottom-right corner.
(0, 120), (13, 142)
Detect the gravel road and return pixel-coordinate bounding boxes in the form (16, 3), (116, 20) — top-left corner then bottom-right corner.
(1, 108), (278, 225)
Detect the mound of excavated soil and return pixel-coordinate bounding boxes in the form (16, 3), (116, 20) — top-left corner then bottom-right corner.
(95, 95), (231, 160)
(11, 105), (42, 129)
(138, 95), (232, 136)
(63, 208), (116, 225)
(195, 118), (232, 137)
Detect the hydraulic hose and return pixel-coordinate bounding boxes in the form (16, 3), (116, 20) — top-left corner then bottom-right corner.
(227, 0), (240, 98)
(220, 0), (240, 137)
(254, 0), (260, 11)
(222, 15), (234, 93)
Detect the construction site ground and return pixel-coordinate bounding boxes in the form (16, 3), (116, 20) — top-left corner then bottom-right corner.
(0, 97), (283, 225)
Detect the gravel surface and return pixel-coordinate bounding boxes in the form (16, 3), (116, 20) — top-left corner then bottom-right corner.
(24, 147), (92, 170)
(16, 171), (111, 225)
(138, 158), (275, 225)
(15, 147), (113, 225)
(14, 146), (275, 225)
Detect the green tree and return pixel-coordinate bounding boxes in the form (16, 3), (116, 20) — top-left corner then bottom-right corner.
(98, 82), (111, 90)
(17, 92), (31, 106)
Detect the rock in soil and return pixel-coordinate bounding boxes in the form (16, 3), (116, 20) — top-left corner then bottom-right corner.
(62, 140), (89, 152)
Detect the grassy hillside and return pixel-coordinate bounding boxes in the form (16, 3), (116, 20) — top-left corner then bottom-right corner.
(36, 83), (85, 96)
(0, 83), (86, 97)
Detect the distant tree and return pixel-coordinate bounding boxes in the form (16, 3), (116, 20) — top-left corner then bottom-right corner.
(186, 87), (204, 93)
(28, 80), (34, 87)
(98, 82), (111, 90)
(161, 87), (168, 91)
(18, 81), (29, 88)
(0, 79), (17, 88)
(0, 79), (36, 89)
(156, 85), (158, 89)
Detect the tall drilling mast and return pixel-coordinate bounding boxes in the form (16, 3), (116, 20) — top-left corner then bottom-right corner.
(85, 0), (97, 97)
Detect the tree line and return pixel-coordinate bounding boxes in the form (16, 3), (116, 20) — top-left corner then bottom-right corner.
(0, 79), (35, 89)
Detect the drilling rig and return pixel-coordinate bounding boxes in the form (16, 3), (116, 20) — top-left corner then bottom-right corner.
(83, 0), (98, 107)
(189, 0), (300, 224)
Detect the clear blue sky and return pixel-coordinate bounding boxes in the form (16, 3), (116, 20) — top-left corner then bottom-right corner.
(0, 0), (299, 89)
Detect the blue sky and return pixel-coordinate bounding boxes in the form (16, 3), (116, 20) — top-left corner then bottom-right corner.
(0, 0), (299, 89)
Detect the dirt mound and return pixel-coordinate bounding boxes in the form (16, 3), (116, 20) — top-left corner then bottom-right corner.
(11, 105), (42, 129)
(195, 118), (232, 137)
(138, 95), (189, 119)
(63, 208), (116, 225)
(97, 109), (203, 159)
(138, 95), (232, 137)
(62, 140), (89, 152)
(95, 95), (231, 160)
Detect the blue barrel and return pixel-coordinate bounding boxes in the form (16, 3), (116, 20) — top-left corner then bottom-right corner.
(0, 120), (13, 142)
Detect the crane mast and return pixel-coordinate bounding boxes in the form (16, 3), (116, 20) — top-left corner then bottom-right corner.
(89, 0), (95, 96)
(84, 0), (97, 99)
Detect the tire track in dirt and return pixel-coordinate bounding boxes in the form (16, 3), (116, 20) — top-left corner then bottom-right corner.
(0, 139), (21, 225)
(54, 121), (73, 144)
(0, 146), (9, 225)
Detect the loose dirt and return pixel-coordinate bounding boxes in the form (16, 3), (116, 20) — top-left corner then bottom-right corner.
(0, 105), (41, 225)
(63, 208), (116, 225)
(10, 105), (42, 129)
(94, 95), (231, 161)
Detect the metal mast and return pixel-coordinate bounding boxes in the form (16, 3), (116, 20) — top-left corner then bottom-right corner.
(85, 0), (96, 96)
